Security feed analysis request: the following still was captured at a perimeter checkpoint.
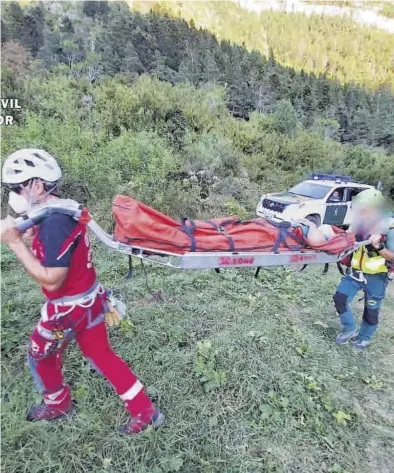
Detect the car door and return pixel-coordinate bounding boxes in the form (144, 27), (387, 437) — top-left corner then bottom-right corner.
(323, 188), (348, 226)
(343, 187), (364, 226)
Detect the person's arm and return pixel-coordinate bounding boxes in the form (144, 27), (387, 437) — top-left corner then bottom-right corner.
(22, 226), (36, 245)
(378, 247), (394, 263)
(371, 230), (394, 264)
(1, 216), (68, 291)
(9, 239), (69, 291)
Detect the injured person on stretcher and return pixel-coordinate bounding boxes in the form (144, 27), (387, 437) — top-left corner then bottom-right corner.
(112, 195), (354, 256)
(292, 218), (336, 246)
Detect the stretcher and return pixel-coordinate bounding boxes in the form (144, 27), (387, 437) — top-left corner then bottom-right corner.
(14, 197), (368, 271)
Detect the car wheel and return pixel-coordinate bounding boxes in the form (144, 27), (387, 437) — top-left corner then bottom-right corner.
(306, 214), (321, 226)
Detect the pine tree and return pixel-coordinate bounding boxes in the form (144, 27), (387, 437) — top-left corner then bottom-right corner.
(371, 88), (394, 149)
(150, 50), (179, 82)
(60, 16), (75, 34)
(272, 100), (299, 136)
(313, 118), (340, 141)
(201, 50), (221, 85)
(121, 42), (144, 74)
(83, 1), (109, 20)
(178, 42), (201, 85)
(21, 5), (45, 56)
(5, 2), (24, 40)
(131, 25), (156, 70)
(1, 19), (9, 44)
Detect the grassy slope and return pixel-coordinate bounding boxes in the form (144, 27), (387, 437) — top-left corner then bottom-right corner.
(1, 241), (394, 473)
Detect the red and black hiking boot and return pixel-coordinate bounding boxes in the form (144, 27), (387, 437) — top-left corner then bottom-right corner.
(119, 409), (165, 435)
(26, 400), (74, 422)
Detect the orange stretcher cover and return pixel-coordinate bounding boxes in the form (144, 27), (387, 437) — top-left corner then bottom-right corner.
(113, 195), (355, 255)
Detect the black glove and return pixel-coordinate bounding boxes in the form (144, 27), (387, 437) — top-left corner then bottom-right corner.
(365, 244), (379, 257)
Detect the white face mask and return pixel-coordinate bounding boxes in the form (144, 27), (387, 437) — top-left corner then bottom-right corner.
(8, 191), (31, 214)
(7, 179), (58, 214)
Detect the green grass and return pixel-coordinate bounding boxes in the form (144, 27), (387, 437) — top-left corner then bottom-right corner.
(380, 3), (394, 19)
(301, 1), (357, 8)
(2, 243), (394, 473)
(361, 1), (394, 18)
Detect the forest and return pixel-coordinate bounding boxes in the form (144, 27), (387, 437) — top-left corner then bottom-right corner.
(303, 0), (394, 19)
(2, 0), (394, 157)
(1, 2), (394, 220)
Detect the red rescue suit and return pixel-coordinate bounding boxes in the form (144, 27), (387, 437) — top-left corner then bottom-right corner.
(28, 213), (154, 421)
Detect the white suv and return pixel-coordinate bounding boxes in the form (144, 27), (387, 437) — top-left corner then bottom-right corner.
(256, 174), (374, 227)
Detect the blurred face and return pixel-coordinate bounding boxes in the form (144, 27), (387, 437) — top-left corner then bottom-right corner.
(356, 205), (379, 220)
(352, 203), (386, 233)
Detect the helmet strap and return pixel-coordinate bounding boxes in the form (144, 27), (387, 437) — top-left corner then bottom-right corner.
(33, 180), (60, 206)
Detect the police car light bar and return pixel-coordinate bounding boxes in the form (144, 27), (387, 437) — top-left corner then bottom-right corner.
(311, 173), (351, 183)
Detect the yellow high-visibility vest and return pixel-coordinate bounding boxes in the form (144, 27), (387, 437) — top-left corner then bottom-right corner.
(351, 224), (394, 274)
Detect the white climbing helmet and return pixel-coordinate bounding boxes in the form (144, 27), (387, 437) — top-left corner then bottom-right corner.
(2, 149), (62, 185)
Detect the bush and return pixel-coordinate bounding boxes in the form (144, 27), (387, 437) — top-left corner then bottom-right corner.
(1, 73), (393, 221)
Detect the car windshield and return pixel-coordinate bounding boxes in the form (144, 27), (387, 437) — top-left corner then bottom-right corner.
(288, 182), (331, 199)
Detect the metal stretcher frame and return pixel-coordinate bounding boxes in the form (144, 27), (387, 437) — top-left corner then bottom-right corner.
(14, 201), (367, 271)
(87, 220), (362, 270)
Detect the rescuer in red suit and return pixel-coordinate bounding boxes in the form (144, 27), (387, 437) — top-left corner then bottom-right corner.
(0, 149), (164, 435)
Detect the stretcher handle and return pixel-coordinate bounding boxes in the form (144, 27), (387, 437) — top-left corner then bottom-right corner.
(15, 214), (47, 232)
(11, 201), (180, 260)
(14, 201), (83, 232)
(337, 239), (372, 261)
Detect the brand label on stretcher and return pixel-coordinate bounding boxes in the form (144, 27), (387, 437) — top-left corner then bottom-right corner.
(218, 256), (255, 266)
(289, 254), (318, 263)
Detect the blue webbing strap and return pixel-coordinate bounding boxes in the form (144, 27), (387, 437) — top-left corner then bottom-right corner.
(206, 220), (235, 252)
(265, 220), (305, 254)
(180, 218), (197, 252)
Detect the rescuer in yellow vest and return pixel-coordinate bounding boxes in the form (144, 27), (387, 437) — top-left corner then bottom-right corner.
(333, 188), (394, 349)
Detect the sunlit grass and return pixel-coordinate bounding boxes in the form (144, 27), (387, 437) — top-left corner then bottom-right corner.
(2, 245), (394, 472)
